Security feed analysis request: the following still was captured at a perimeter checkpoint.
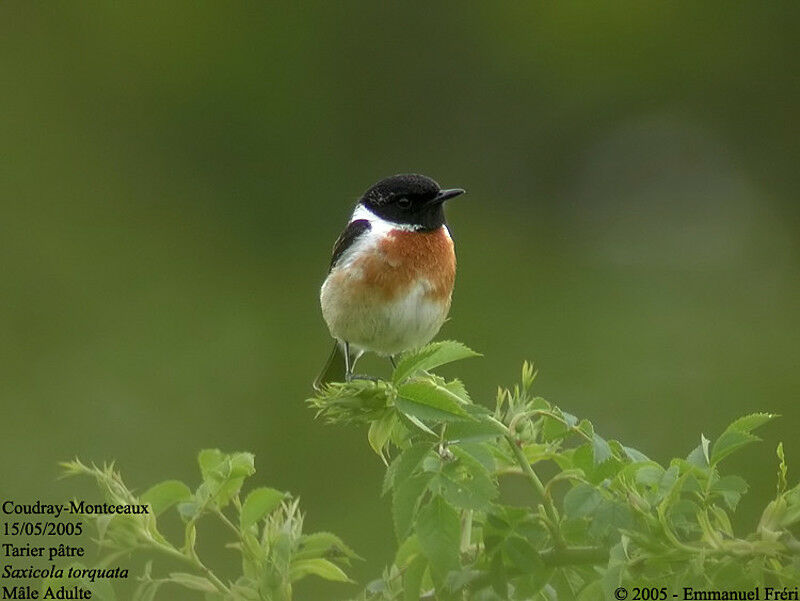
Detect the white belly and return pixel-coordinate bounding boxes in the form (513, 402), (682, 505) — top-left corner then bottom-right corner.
(320, 276), (450, 356)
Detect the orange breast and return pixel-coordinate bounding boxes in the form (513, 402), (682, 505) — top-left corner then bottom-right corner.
(355, 227), (456, 302)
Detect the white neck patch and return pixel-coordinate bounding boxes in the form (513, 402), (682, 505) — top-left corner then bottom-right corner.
(350, 204), (419, 233)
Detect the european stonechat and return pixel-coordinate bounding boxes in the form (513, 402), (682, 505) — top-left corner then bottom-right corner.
(315, 174), (464, 387)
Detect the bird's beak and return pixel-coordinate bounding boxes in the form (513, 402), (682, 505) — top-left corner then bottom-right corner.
(432, 188), (465, 203)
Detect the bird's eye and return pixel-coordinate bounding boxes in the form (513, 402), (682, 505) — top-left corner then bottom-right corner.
(397, 197), (411, 209)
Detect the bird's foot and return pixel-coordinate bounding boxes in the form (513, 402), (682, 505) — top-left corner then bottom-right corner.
(346, 373), (380, 383)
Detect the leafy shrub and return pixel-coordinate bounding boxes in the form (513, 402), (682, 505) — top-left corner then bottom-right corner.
(61, 452), (357, 600)
(69, 341), (800, 600)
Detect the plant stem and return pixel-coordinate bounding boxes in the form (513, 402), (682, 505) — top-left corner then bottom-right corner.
(189, 552), (232, 596)
(505, 434), (565, 548)
(214, 508), (241, 537)
(152, 540), (231, 596)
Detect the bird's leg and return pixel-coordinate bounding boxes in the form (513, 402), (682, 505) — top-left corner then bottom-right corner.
(345, 346), (378, 382)
(342, 345), (373, 382)
(349, 374), (379, 382)
(343, 341), (353, 380)
(389, 355), (398, 369)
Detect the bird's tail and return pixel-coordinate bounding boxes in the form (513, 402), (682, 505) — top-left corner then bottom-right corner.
(313, 342), (346, 391)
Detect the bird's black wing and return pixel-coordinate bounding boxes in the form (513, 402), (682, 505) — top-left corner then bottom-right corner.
(315, 219), (370, 389)
(330, 219), (371, 271)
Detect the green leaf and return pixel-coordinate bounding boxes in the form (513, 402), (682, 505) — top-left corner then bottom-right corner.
(198, 449), (256, 481)
(394, 534), (422, 568)
(777, 442), (788, 493)
(687, 434), (711, 468)
(711, 430), (759, 466)
(511, 570), (555, 599)
(133, 580), (160, 601)
(592, 434), (613, 465)
(709, 413), (777, 466)
(289, 558), (351, 583)
(240, 487), (286, 529)
(196, 450), (255, 508)
(710, 505), (734, 537)
(398, 411), (438, 435)
(503, 535), (544, 573)
(140, 480), (191, 516)
(393, 341), (480, 383)
(416, 496), (461, 580)
(132, 563), (158, 601)
(368, 411), (397, 461)
(656, 464), (680, 503)
(577, 580), (604, 601)
(397, 380), (471, 418)
(446, 414), (506, 443)
(385, 443), (433, 495)
(458, 442), (497, 472)
(296, 531), (360, 561)
(446, 569), (483, 593)
(781, 487), (800, 528)
(443, 378), (472, 403)
(177, 499), (199, 520)
(393, 473), (433, 540)
(726, 413), (777, 434)
(484, 505), (549, 555)
(632, 463), (665, 487)
(403, 555), (428, 601)
(563, 483), (604, 518)
(540, 408), (576, 442)
(570, 443), (594, 477)
(489, 550), (508, 597)
(168, 573), (217, 593)
(711, 475), (749, 511)
(436, 447), (498, 511)
(589, 500), (633, 542)
(198, 449), (227, 481)
(623, 446), (650, 462)
(395, 398), (469, 426)
(228, 452), (256, 478)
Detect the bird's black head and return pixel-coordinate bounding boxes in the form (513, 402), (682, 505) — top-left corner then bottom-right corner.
(360, 174), (464, 231)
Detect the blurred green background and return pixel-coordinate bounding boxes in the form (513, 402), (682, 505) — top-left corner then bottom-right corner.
(2, 2), (798, 598)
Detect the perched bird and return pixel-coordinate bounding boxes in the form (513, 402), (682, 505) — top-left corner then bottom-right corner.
(315, 174), (464, 387)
